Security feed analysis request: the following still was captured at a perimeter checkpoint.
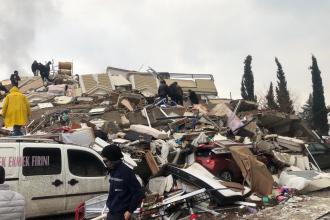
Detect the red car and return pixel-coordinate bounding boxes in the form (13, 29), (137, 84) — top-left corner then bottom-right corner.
(195, 144), (243, 182)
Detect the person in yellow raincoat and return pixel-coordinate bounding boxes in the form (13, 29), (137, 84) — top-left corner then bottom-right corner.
(2, 86), (31, 136)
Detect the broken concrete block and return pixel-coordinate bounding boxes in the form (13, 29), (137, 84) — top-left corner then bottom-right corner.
(210, 103), (244, 132)
(130, 124), (169, 139)
(127, 111), (148, 125)
(47, 84), (67, 96)
(209, 103), (229, 117)
(27, 92), (54, 104)
(277, 136), (305, 152)
(256, 140), (275, 153)
(120, 98), (134, 111)
(54, 96), (74, 105)
(192, 104), (209, 115)
(37, 102), (54, 109)
(120, 115), (130, 127)
(102, 111), (122, 123)
(19, 77), (44, 93)
(89, 107), (106, 115)
(147, 175), (173, 195)
(77, 96), (94, 103)
(89, 118), (107, 129)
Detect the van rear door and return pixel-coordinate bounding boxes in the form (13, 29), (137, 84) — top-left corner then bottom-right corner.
(64, 145), (109, 212)
(19, 143), (66, 217)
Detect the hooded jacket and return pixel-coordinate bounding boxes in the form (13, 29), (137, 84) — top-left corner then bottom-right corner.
(2, 87), (31, 127)
(0, 184), (25, 220)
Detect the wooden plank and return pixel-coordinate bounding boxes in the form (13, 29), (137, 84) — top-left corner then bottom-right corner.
(145, 151), (159, 175)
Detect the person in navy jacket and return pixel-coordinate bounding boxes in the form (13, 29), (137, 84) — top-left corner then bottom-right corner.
(101, 144), (144, 220)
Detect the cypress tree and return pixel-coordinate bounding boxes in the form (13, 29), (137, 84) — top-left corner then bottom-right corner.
(241, 55), (255, 101)
(298, 94), (313, 128)
(266, 82), (278, 110)
(310, 55), (329, 135)
(275, 57), (294, 114)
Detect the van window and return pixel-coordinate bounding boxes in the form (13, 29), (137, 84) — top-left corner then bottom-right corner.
(68, 150), (106, 177)
(23, 148), (61, 176)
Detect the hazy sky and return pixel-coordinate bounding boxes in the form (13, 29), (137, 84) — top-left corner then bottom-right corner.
(1, 0), (330, 109)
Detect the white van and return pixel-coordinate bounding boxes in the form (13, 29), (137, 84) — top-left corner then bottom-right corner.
(0, 137), (109, 218)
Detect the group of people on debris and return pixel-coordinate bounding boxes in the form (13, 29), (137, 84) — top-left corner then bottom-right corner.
(158, 79), (199, 105)
(31, 60), (53, 82)
(0, 60), (53, 136)
(0, 63), (144, 220)
(0, 66), (204, 220)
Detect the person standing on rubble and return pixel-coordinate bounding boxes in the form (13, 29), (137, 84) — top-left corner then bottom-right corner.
(188, 89), (199, 105)
(0, 166), (25, 220)
(10, 70), (21, 87)
(2, 86), (31, 136)
(158, 79), (169, 100)
(31, 60), (39, 76)
(176, 83), (184, 105)
(39, 61), (53, 82)
(169, 82), (183, 105)
(101, 144), (144, 220)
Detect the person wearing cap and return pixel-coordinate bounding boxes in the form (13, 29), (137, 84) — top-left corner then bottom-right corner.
(10, 70), (21, 87)
(101, 144), (144, 220)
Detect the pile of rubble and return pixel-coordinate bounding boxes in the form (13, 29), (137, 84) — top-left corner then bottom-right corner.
(1, 68), (330, 219)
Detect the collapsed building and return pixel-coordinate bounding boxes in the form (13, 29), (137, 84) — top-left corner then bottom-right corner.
(0, 62), (329, 219)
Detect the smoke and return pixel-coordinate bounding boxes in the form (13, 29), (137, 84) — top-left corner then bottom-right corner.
(0, 0), (59, 78)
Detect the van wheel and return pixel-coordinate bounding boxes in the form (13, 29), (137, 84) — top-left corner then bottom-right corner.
(219, 171), (233, 182)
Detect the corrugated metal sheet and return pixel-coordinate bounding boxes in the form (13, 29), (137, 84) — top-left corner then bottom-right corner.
(81, 74), (97, 92)
(98, 73), (112, 88)
(165, 79), (196, 88)
(195, 79), (217, 93)
(109, 74), (131, 87)
(86, 85), (112, 96)
(20, 77), (44, 93)
(134, 74), (157, 94)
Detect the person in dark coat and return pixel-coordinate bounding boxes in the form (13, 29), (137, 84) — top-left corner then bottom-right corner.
(10, 70), (21, 87)
(0, 82), (8, 94)
(188, 89), (199, 104)
(101, 145), (144, 220)
(31, 60), (39, 76)
(38, 61), (52, 82)
(158, 80), (169, 100)
(176, 83), (183, 105)
(168, 82), (183, 105)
